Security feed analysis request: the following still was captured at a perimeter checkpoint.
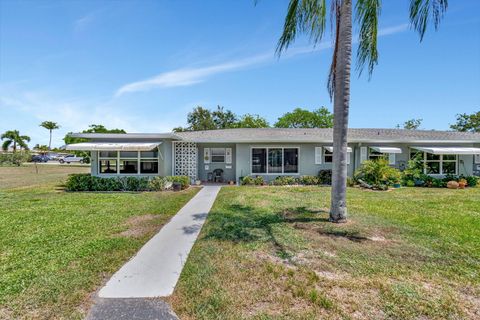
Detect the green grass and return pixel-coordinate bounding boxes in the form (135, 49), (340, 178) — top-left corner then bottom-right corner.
(0, 166), (199, 319)
(0, 164), (90, 190)
(171, 186), (480, 320)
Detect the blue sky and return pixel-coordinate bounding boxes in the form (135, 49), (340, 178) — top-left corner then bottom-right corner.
(1, 0), (479, 147)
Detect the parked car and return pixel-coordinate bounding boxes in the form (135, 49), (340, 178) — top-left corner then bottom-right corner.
(47, 153), (63, 161)
(32, 154), (50, 163)
(59, 154), (85, 164)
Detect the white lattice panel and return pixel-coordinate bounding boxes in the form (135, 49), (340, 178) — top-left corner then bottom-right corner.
(173, 142), (197, 180)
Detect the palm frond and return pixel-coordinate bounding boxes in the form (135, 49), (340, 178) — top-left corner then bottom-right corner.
(410, 0), (448, 41)
(276, 0), (327, 56)
(20, 135), (31, 142)
(355, 0), (381, 77)
(2, 140), (11, 151)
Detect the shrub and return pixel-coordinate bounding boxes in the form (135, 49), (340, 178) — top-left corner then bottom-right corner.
(299, 175), (319, 185)
(166, 176), (190, 189)
(240, 176), (255, 185)
(65, 174), (189, 192)
(148, 176), (168, 191)
(318, 170), (332, 185)
(401, 155), (424, 186)
(253, 176), (265, 185)
(0, 152), (31, 166)
(465, 175), (478, 187)
(272, 176), (298, 186)
(346, 177), (355, 187)
(354, 159), (401, 190)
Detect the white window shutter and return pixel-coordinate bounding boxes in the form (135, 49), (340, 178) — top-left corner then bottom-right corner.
(360, 147), (367, 163)
(204, 148), (211, 164)
(389, 153), (396, 165)
(315, 147), (322, 164)
(475, 154), (480, 164)
(225, 148), (232, 164)
(347, 152), (351, 165)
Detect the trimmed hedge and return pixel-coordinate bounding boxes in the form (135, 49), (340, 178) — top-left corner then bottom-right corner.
(65, 174), (190, 192)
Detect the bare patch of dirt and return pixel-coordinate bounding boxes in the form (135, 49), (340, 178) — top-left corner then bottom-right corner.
(118, 214), (158, 238)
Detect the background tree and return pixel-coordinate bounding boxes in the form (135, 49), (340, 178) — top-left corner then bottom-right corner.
(174, 106), (270, 131)
(236, 114), (270, 128)
(276, 0), (447, 222)
(212, 106), (238, 129)
(274, 107), (333, 128)
(450, 111), (479, 132)
(397, 118), (423, 130)
(39, 121), (60, 150)
(1, 130), (31, 152)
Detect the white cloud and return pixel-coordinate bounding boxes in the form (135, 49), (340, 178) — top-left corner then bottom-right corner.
(115, 53), (272, 96)
(115, 24), (408, 96)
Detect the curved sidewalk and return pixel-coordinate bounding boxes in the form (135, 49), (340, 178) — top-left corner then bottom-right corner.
(98, 185), (221, 298)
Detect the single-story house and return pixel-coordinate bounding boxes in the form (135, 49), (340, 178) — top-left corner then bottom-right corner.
(67, 128), (480, 182)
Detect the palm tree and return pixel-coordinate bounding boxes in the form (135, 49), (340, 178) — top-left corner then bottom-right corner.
(39, 121), (60, 150)
(1, 130), (31, 152)
(276, 0), (447, 222)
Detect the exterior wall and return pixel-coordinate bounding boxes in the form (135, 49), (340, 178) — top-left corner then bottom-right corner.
(85, 137), (479, 179)
(197, 144), (236, 182)
(235, 143), (355, 182)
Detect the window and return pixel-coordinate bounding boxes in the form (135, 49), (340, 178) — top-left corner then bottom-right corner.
(410, 151), (457, 175)
(120, 160), (138, 174)
(251, 147), (299, 174)
(211, 148), (225, 163)
(99, 160), (117, 174)
(268, 148), (283, 173)
(252, 148), (267, 173)
(98, 150), (159, 175)
(283, 148), (298, 173)
(99, 151), (117, 174)
(140, 151), (158, 174)
(369, 149), (386, 160)
(324, 149), (333, 163)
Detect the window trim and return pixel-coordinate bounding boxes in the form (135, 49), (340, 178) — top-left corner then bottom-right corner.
(250, 146), (300, 175)
(323, 148), (333, 163)
(410, 150), (458, 175)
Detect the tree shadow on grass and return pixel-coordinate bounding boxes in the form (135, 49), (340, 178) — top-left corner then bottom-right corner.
(204, 204), (330, 258)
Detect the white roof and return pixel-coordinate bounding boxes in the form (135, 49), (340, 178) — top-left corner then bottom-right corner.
(66, 142), (162, 151)
(370, 146), (402, 154)
(324, 146), (353, 153)
(412, 147), (480, 155)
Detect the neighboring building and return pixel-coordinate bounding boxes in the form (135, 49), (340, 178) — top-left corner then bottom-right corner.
(67, 128), (480, 182)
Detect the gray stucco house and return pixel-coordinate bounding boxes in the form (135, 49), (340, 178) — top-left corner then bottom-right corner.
(67, 128), (480, 182)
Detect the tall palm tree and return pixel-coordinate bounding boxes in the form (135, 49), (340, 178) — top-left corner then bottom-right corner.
(1, 130), (31, 152)
(276, 0), (447, 222)
(39, 121), (60, 150)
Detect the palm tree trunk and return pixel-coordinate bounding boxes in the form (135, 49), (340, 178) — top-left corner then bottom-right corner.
(49, 129), (52, 150)
(330, 0), (352, 223)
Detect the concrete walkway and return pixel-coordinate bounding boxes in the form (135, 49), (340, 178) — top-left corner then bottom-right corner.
(98, 185), (221, 298)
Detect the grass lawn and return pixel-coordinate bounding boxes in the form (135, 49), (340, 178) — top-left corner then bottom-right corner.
(0, 164), (90, 190)
(171, 186), (480, 320)
(0, 165), (199, 319)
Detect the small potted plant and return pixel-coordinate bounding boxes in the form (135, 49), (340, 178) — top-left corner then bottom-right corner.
(458, 178), (467, 189)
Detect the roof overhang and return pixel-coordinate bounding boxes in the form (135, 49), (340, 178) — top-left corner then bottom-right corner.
(324, 146), (353, 153)
(66, 142), (162, 151)
(68, 133), (181, 139)
(412, 147), (480, 155)
(370, 146), (402, 154)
